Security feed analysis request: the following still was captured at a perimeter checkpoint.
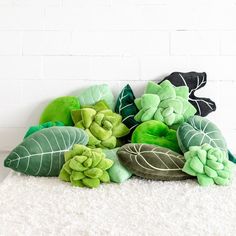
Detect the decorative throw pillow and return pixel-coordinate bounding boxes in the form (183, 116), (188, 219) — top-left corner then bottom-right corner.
(131, 120), (181, 153)
(160, 72), (216, 117)
(39, 96), (80, 126)
(103, 148), (132, 183)
(134, 81), (196, 128)
(117, 143), (191, 181)
(115, 84), (140, 135)
(4, 127), (89, 176)
(59, 145), (113, 188)
(177, 115), (227, 154)
(24, 121), (64, 139)
(77, 84), (115, 110)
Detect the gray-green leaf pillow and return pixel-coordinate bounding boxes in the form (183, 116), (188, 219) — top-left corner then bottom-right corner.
(177, 115), (227, 153)
(4, 127), (89, 177)
(103, 148), (132, 183)
(78, 84), (115, 110)
(117, 143), (190, 181)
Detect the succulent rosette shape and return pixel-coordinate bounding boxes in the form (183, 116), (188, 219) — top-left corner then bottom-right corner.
(71, 101), (130, 149)
(182, 144), (234, 186)
(59, 144), (114, 188)
(134, 80), (196, 128)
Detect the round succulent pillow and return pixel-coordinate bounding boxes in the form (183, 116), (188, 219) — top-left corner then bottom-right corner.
(117, 143), (190, 181)
(131, 120), (181, 153)
(177, 115), (227, 154)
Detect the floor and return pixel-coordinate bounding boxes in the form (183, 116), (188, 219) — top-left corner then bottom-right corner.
(0, 152), (9, 182)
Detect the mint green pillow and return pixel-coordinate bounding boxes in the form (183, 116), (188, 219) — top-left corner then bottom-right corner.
(103, 148), (132, 183)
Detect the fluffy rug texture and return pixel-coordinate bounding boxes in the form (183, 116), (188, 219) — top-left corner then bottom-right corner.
(0, 172), (236, 236)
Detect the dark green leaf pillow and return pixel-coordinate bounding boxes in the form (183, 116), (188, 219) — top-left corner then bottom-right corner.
(4, 127), (89, 177)
(131, 120), (181, 153)
(177, 115), (227, 153)
(117, 143), (191, 181)
(115, 84), (140, 136)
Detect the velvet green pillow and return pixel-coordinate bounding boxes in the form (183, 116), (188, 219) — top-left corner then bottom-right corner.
(117, 143), (190, 181)
(24, 121), (64, 139)
(39, 96), (80, 126)
(4, 127), (89, 176)
(103, 148), (132, 183)
(78, 84), (115, 110)
(177, 116), (227, 154)
(131, 120), (181, 153)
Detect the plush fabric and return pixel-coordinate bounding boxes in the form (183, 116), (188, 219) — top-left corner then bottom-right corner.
(71, 102), (130, 149)
(131, 120), (181, 153)
(177, 115), (227, 154)
(117, 144), (190, 181)
(24, 121), (64, 139)
(4, 127), (88, 176)
(39, 96), (80, 126)
(134, 81), (196, 128)
(59, 145), (113, 188)
(77, 84), (115, 110)
(115, 84), (140, 137)
(160, 72), (216, 117)
(182, 144), (234, 186)
(103, 148), (132, 183)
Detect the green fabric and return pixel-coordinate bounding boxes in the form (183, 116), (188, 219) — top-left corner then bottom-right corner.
(182, 144), (234, 186)
(177, 115), (227, 154)
(103, 148), (132, 183)
(131, 120), (181, 153)
(39, 96), (80, 126)
(71, 102), (130, 149)
(115, 84), (140, 135)
(77, 84), (115, 110)
(134, 81), (196, 128)
(59, 145), (113, 188)
(228, 150), (236, 163)
(4, 127), (89, 176)
(117, 143), (191, 181)
(24, 121), (64, 139)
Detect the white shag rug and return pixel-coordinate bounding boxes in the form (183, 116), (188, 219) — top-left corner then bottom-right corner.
(0, 172), (236, 236)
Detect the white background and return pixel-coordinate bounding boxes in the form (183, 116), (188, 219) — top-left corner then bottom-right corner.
(0, 0), (236, 153)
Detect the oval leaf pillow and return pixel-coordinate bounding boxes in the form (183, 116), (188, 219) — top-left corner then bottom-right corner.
(4, 127), (89, 177)
(177, 115), (227, 153)
(117, 143), (190, 181)
(78, 84), (115, 110)
(131, 120), (181, 153)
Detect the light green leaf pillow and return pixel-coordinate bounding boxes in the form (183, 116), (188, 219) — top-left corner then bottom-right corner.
(103, 148), (132, 183)
(78, 84), (115, 110)
(4, 127), (89, 177)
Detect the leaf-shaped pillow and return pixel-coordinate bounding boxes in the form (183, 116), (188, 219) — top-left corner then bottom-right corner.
(177, 116), (227, 153)
(4, 127), (89, 177)
(160, 72), (216, 117)
(117, 143), (191, 181)
(115, 84), (140, 136)
(78, 84), (115, 110)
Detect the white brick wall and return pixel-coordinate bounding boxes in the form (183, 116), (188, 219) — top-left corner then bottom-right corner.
(0, 0), (236, 153)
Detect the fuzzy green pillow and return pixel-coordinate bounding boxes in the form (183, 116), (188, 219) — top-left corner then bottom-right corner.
(39, 96), (80, 126)
(103, 148), (132, 183)
(117, 143), (190, 181)
(131, 120), (181, 153)
(4, 127), (89, 176)
(177, 116), (227, 154)
(78, 84), (115, 110)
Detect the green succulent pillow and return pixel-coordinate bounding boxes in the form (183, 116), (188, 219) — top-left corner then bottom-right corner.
(131, 120), (181, 153)
(117, 143), (190, 181)
(134, 80), (196, 128)
(177, 116), (227, 154)
(39, 96), (80, 126)
(77, 84), (115, 110)
(4, 127), (89, 176)
(103, 148), (132, 183)
(59, 145), (114, 188)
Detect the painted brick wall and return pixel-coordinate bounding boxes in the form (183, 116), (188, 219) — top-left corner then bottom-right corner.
(0, 0), (236, 153)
